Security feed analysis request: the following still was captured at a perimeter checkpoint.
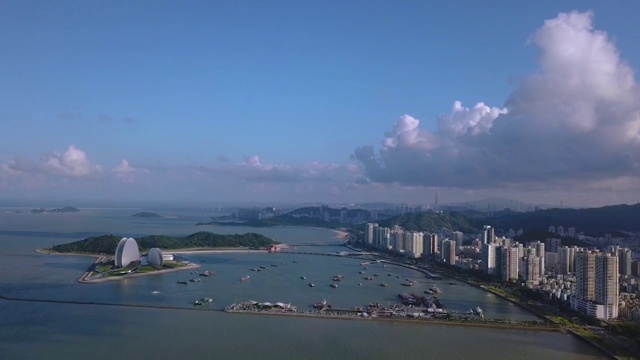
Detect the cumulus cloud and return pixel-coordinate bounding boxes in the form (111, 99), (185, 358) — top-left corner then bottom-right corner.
(6, 145), (103, 178)
(112, 159), (148, 182)
(354, 11), (640, 190)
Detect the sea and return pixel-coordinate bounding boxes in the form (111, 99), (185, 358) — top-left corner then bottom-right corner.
(0, 207), (607, 359)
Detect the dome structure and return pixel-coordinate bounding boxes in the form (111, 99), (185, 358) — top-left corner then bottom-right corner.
(147, 247), (164, 267)
(115, 237), (140, 268)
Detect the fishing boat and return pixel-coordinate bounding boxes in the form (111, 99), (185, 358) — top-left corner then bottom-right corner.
(330, 283), (338, 288)
(240, 275), (250, 282)
(308, 283), (315, 287)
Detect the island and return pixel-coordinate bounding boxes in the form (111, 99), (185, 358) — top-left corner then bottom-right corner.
(131, 211), (163, 218)
(45, 231), (278, 283)
(30, 206), (80, 213)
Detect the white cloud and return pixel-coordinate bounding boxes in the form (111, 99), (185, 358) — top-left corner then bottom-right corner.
(355, 11), (640, 191)
(6, 145), (103, 178)
(112, 159), (148, 182)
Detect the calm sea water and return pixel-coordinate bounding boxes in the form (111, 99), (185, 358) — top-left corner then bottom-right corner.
(0, 208), (606, 359)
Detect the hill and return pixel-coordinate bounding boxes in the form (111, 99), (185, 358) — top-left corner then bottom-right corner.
(51, 231), (277, 254)
(488, 204), (640, 236)
(378, 211), (482, 233)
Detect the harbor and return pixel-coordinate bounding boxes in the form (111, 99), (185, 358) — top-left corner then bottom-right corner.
(223, 300), (556, 331)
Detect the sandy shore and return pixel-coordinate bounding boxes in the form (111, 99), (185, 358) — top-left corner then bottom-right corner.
(333, 229), (349, 240)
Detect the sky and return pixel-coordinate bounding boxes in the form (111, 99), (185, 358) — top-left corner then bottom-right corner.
(1, 1), (640, 207)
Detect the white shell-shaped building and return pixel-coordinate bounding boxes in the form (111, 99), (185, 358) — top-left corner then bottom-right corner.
(147, 247), (164, 267)
(115, 237), (140, 268)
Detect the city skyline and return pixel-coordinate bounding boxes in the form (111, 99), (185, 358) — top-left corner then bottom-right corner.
(1, 2), (640, 207)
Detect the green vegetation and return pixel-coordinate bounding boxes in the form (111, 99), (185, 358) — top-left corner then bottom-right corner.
(198, 214), (344, 228)
(489, 203), (640, 235)
(51, 231), (277, 254)
(379, 211), (482, 233)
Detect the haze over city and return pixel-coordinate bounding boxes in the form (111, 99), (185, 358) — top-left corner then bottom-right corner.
(1, 1), (640, 207)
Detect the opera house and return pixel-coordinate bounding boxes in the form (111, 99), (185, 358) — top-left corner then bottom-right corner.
(147, 247), (164, 267)
(115, 237), (141, 268)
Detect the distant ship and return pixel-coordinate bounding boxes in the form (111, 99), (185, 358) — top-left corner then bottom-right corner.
(308, 283), (315, 287)
(330, 283), (338, 288)
(240, 275), (250, 282)
(429, 285), (442, 294)
(301, 276), (307, 280)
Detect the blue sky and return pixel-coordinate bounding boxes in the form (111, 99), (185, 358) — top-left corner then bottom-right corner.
(1, 1), (640, 207)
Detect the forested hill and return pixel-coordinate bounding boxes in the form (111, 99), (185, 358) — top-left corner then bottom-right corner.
(488, 204), (640, 235)
(376, 204), (640, 236)
(379, 211), (482, 233)
(51, 232), (277, 254)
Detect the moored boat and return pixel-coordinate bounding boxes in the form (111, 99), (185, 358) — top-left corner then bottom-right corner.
(240, 275), (250, 282)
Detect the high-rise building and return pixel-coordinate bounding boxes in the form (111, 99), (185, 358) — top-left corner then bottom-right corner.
(567, 227), (576, 238)
(393, 229), (405, 252)
(441, 240), (456, 265)
(545, 238), (561, 253)
(548, 225), (556, 234)
(557, 246), (570, 275)
(557, 226), (565, 236)
(483, 225), (495, 245)
(571, 251), (618, 320)
(522, 254), (541, 286)
(365, 223), (378, 245)
(595, 253), (618, 319)
(452, 231), (464, 244)
(534, 241), (545, 276)
(481, 243), (496, 275)
(499, 247), (519, 281)
(617, 248), (632, 276)
(633, 260), (640, 277)
(424, 233), (438, 257)
(404, 231), (424, 258)
(377, 227), (390, 249)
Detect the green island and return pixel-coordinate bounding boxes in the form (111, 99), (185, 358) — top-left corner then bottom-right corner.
(51, 231), (277, 254)
(47, 231), (278, 283)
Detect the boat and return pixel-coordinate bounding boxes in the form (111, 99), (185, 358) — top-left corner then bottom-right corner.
(301, 276), (307, 280)
(250, 268), (258, 271)
(330, 283), (338, 288)
(429, 285), (442, 294)
(240, 275), (250, 282)
(332, 275), (343, 281)
(380, 283), (389, 287)
(177, 281), (188, 285)
(359, 271), (365, 274)
(259, 266), (266, 269)
(270, 264), (278, 267)
(475, 306), (483, 315)
(199, 270), (215, 276)
(308, 283), (315, 287)
(195, 297), (213, 305)
(313, 300), (329, 309)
